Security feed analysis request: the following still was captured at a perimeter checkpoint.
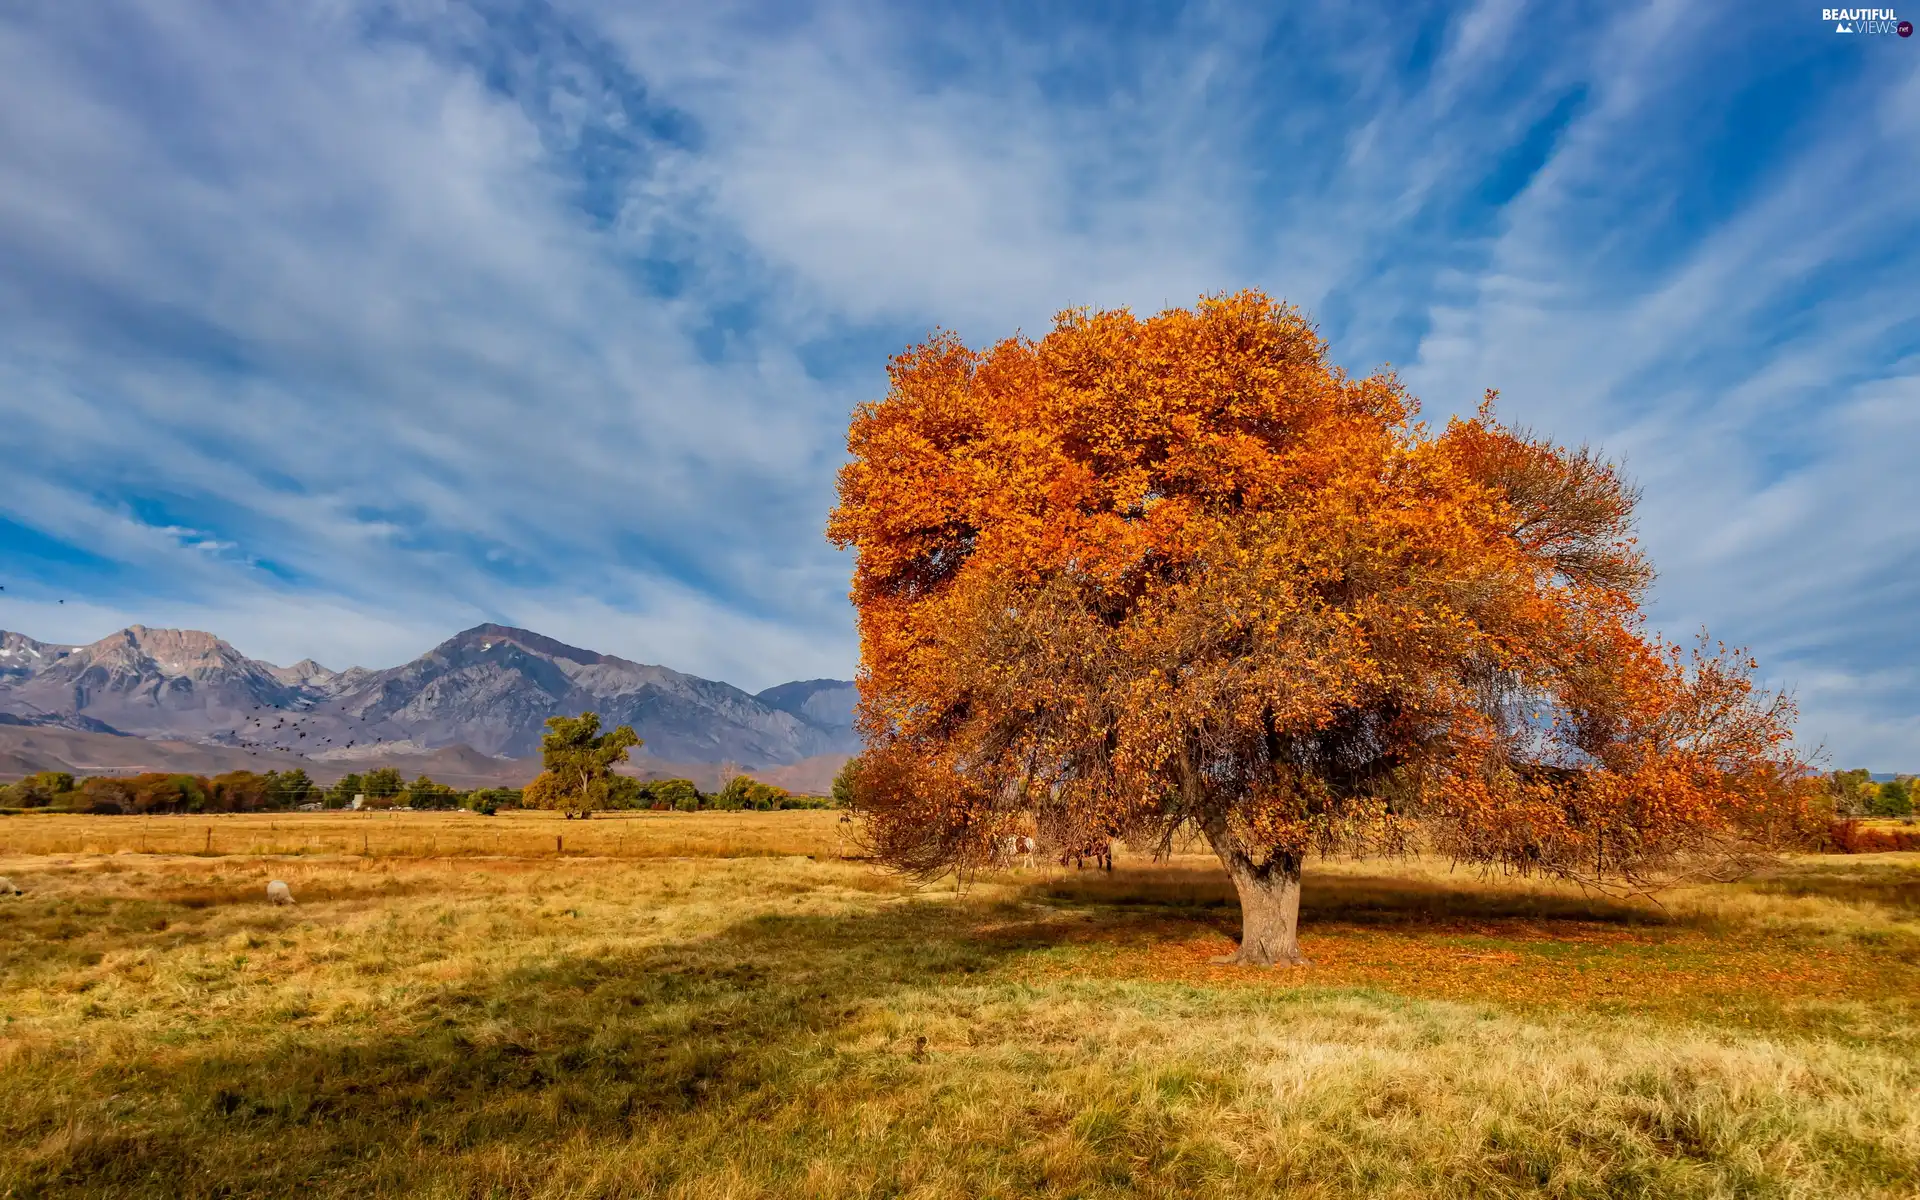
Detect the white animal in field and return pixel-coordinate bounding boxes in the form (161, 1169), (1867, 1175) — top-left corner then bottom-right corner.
(993, 835), (1036, 869)
(266, 880), (295, 906)
(0, 876), (20, 895)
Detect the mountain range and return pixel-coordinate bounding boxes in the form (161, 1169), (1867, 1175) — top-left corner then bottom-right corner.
(0, 623), (859, 784)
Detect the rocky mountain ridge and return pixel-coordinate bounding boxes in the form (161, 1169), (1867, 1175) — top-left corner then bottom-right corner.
(0, 623), (858, 768)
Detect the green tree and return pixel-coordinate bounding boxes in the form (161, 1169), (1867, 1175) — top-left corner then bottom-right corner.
(325, 772), (366, 809)
(706, 776), (795, 811)
(464, 788), (511, 816)
(363, 767), (404, 799)
(523, 712), (641, 818)
(1827, 769), (1876, 816)
(1870, 778), (1914, 818)
(714, 774), (754, 811)
(404, 775), (459, 810)
(831, 757), (863, 810)
(2, 771), (76, 808)
(274, 768), (316, 807)
(648, 778), (700, 812)
(603, 775), (646, 810)
(746, 781), (790, 810)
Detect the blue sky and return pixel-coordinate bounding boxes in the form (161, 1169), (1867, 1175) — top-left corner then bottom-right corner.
(0, 2), (1915, 767)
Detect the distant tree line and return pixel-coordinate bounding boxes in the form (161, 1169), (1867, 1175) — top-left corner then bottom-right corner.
(2, 714), (851, 816)
(0, 768), (478, 815)
(513, 711), (840, 817)
(0, 766), (841, 815)
(1827, 770), (1914, 819)
(12, 759), (1880, 820)
(522, 772), (838, 815)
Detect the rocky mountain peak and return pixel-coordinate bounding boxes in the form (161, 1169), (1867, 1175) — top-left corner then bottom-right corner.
(0, 634), (78, 703)
(267, 658), (337, 688)
(436, 623), (613, 667)
(99, 626), (250, 677)
(756, 679), (857, 731)
(0, 631), (73, 677)
(0, 621), (859, 768)
(0, 625), (298, 741)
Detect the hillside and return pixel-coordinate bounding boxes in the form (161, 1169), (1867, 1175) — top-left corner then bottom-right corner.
(0, 623), (860, 776)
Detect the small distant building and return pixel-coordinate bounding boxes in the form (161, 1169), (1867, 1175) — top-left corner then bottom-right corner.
(350, 794), (366, 811)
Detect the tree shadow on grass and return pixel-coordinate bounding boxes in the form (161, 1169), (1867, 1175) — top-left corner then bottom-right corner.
(2, 900), (1045, 1198)
(13, 857), (1905, 1196)
(1016, 863), (1672, 934)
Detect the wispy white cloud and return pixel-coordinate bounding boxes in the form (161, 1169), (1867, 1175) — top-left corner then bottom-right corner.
(583, 0), (1264, 331)
(0, 0), (1913, 763)
(1400, 3), (1920, 767)
(0, 1), (866, 682)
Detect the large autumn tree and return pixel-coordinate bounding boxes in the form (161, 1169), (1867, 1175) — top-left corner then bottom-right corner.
(523, 712), (641, 819)
(829, 292), (1816, 965)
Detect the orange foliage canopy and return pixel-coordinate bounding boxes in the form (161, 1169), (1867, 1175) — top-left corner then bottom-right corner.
(829, 292), (1815, 963)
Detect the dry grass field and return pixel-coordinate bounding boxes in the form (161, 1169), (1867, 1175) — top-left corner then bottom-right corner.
(1, 810), (1917, 1198)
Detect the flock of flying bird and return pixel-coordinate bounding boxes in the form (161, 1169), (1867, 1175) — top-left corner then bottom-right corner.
(235, 702), (381, 756)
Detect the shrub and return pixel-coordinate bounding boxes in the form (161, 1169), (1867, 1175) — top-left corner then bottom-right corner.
(0, 781), (49, 808)
(461, 788), (520, 816)
(775, 793), (835, 810)
(1828, 819), (1920, 853)
(110, 774), (213, 814)
(1, 771), (75, 809)
(211, 771), (275, 812)
(79, 777), (135, 815)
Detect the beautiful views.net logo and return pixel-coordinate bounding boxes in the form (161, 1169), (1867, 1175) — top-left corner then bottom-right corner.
(1822, 7), (1913, 33)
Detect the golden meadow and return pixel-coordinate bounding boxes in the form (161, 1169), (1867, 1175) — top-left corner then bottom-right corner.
(2, 809), (1916, 1198)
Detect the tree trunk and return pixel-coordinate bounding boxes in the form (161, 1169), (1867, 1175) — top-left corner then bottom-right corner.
(1204, 822), (1307, 967)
